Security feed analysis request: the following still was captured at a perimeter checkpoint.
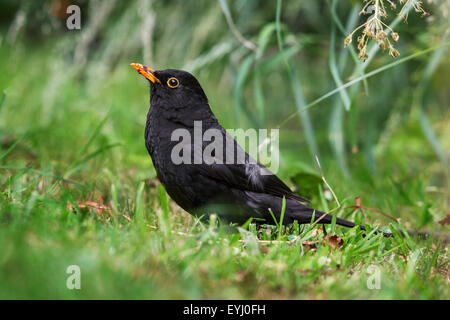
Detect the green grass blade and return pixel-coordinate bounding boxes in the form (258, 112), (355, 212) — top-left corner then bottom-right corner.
(415, 35), (449, 169)
(135, 181), (145, 229)
(278, 196), (286, 239)
(63, 142), (121, 178)
(158, 184), (170, 235)
(268, 208), (279, 229)
(424, 241), (441, 279)
(0, 134), (25, 162)
(0, 90), (6, 113)
(276, 0), (318, 157)
(253, 67), (266, 125)
(289, 67), (319, 157)
(233, 54), (255, 125)
(71, 115), (110, 167)
(329, 24), (351, 111)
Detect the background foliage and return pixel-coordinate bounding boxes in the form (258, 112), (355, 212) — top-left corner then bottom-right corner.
(0, 0), (448, 299)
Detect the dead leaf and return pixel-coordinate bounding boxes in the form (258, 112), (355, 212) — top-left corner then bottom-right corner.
(302, 240), (318, 251)
(323, 234), (343, 250)
(66, 199), (112, 219)
(312, 225), (323, 238)
(438, 213), (450, 226)
(355, 196), (361, 208)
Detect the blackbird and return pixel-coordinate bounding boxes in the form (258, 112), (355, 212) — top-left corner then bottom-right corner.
(131, 63), (358, 229)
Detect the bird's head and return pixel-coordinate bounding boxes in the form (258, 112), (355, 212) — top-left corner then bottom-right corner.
(131, 63), (208, 108)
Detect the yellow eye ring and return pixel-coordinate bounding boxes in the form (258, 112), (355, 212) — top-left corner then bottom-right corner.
(167, 77), (179, 88)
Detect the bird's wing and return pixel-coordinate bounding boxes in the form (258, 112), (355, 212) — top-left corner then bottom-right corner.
(197, 129), (308, 203)
(198, 162), (308, 203)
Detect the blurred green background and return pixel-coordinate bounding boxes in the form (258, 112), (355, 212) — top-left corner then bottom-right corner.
(0, 0), (448, 299)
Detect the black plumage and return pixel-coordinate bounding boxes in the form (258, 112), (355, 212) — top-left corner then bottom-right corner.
(131, 64), (357, 229)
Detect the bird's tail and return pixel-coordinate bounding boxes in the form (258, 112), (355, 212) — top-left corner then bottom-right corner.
(293, 206), (450, 240)
(313, 211), (357, 229)
(293, 208), (398, 238)
(294, 207), (399, 235)
(289, 205), (358, 228)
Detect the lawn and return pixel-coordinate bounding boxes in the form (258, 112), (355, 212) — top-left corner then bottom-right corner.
(0, 0), (448, 299)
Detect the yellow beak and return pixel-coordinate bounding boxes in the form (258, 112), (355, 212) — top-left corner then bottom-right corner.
(130, 63), (161, 84)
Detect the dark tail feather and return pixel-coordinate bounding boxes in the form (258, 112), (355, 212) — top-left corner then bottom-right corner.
(306, 209), (356, 228)
(293, 207), (450, 240)
(310, 211), (439, 238)
(298, 208), (394, 235)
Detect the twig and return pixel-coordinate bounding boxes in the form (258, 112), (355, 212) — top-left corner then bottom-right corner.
(218, 0), (257, 52)
(343, 197), (398, 222)
(311, 213), (330, 228)
(239, 239), (297, 245)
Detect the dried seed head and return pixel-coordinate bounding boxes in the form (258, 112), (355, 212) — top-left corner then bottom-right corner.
(388, 0), (396, 10)
(358, 52), (369, 62)
(345, 0), (430, 61)
(366, 29), (375, 38)
(391, 32), (399, 42)
(389, 46), (400, 58)
(358, 46), (368, 61)
(344, 34), (352, 46)
(357, 35), (365, 50)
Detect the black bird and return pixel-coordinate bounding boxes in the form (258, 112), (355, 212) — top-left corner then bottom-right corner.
(131, 63), (357, 229)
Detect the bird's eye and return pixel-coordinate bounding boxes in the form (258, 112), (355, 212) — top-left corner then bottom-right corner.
(167, 77), (179, 88)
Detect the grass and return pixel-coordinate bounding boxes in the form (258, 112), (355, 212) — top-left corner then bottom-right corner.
(0, 0), (449, 299)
